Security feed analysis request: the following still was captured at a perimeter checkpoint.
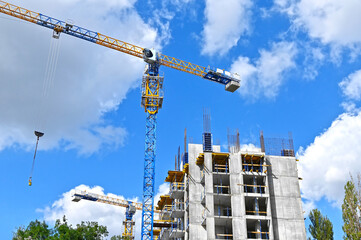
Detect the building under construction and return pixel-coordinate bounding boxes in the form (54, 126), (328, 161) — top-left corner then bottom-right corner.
(153, 128), (306, 240)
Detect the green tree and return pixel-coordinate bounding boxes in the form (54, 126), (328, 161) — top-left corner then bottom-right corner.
(110, 236), (122, 240)
(13, 216), (109, 240)
(342, 174), (361, 240)
(13, 220), (52, 240)
(308, 208), (333, 240)
(110, 236), (129, 240)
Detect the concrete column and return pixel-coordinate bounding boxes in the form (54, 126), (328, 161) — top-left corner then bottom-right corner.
(184, 174), (188, 240)
(229, 153), (247, 240)
(204, 152), (215, 240)
(268, 156), (306, 240)
(188, 144), (207, 240)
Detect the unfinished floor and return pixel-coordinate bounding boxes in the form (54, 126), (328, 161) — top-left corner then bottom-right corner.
(154, 138), (306, 240)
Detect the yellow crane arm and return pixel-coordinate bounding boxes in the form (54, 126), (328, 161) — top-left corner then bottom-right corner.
(0, 0), (240, 91)
(72, 190), (160, 213)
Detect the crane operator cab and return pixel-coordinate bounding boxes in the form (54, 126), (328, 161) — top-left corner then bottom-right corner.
(143, 48), (158, 64)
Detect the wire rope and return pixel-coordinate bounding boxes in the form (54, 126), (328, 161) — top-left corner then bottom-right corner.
(29, 35), (61, 186)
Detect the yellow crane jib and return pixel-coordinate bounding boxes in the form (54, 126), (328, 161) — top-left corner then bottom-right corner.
(0, 0), (240, 92)
(72, 190), (160, 239)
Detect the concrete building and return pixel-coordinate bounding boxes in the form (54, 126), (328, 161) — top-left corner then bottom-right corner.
(153, 132), (306, 240)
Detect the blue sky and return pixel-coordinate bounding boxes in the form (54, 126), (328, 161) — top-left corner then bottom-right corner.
(1, 0), (361, 239)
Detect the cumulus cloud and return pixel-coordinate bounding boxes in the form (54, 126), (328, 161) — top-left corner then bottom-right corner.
(39, 184), (140, 238)
(302, 46), (325, 80)
(230, 41), (297, 99)
(275, 0), (361, 52)
(302, 199), (316, 216)
(148, 0), (195, 47)
(201, 0), (252, 56)
(39, 183), (169, 239)
(341, 102), (360, 114)
(0, 0), (160, 154)
(154, 183), (170, 217)
(240, 143), (261, 153)
(339, 69), (361, 101)
(298, 111), (361, 207)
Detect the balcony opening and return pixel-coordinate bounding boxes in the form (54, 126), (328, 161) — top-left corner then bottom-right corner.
(245, 197), (267, 216)
(246, 219), (270, 239)
(243, 175), (267, 194)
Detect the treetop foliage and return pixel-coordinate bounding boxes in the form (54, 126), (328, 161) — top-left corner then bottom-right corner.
(308, 208), (333, 240)
(342, 174), (361, 240)
(13, 216), (109, 240)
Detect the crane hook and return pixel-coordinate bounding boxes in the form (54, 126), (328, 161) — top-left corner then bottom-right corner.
(29, 131), (44, 186)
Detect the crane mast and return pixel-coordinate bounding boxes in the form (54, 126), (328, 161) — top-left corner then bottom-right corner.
(0, 2), (241, 239)
(141, 62), (162, 239)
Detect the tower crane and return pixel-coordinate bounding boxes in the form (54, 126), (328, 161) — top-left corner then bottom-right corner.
(0, 2), (241, 239)
(72, 190), (164, 239)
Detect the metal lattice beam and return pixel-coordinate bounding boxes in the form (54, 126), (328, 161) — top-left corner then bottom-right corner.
(141, 64), (162, 240)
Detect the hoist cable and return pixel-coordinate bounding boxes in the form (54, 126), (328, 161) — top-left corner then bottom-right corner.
(29, 133), (41, 186)
(30, 35), (60, 186)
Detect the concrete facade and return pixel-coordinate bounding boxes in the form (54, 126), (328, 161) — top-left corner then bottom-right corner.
(155, 143), (306, 240)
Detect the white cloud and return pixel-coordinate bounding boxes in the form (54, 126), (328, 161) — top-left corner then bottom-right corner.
(154, 183), (170, 207)
(201, 0), (252, 56)
(302, 199), (315, 216)
(230, 41), (297, 99)
(298, 110), (361, 206)
(147, 0), (195, 47)
(302, 46), (325, 80)
(39, 184), (140, 238)
(341, 102), (360, 114)
(240, 143), (261, 153)
(274, 0), (292, 8)
(276, 0), (361, 51)
(339, 69), (361, 101)
(0, 0), (160, 154)
(39, 183), (171, 239)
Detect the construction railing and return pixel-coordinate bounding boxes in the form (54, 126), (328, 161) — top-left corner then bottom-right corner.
(160, 204), (172, 220)
(216, 233), (233, 239)
(159, 227), (169, 240)
(215, 206), (232, 217)
(213, 163), (229, 173)
(247, 231), (269, 239)
(246, 210), (267, 216)
(171, 202), (185, 212)
(242, 184), (267, 194)
(214, 185), (231, 194)
(242, 163), (269, 173)
(170, 182), (185, 192)
(171, 218), (184, 232)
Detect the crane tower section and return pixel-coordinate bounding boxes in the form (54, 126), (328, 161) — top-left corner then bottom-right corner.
(141, 49), (163, 240)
